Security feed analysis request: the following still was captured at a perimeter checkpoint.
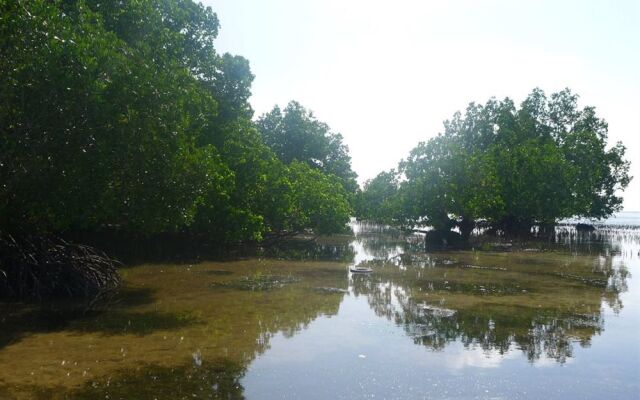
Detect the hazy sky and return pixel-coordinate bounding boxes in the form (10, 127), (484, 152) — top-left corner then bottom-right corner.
(206, 0), (640, 210)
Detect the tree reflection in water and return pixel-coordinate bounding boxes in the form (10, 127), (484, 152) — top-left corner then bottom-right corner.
(0, 258), (349, 399)
(348, 222), (631, 364)
(0, 222), (635, 398)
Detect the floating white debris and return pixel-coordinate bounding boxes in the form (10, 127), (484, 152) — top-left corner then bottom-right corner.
(192, 349), (202, 367)
(419, 304), (457, 318)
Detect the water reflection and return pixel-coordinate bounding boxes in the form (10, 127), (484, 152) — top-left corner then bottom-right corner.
(0, 221), (638, 399)
(38, 360), (247, 400)
(260, 235), (356, 262)
(0, 259), (348, 399)
(356, 277), (604, 363)
(347, 223), (631, 364)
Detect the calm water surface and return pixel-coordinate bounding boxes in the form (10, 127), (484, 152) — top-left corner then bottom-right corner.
(1, 214), (639, 399)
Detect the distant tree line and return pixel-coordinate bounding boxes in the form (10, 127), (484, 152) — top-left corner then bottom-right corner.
(356, 89), (631, 237)
(0, 0), (357, 244)
(1, 1), (632, 247)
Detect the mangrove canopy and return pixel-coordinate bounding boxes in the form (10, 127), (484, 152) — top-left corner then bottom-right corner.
(0, 0), (354, 243)
(356, 89), (631, 236)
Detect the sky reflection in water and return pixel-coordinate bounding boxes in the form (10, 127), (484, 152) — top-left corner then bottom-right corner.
(0, 216), (639, 399)
(243, 219), (640, 400)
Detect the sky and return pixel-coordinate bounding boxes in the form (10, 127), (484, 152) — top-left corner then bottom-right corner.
(204, 0), (640, 211)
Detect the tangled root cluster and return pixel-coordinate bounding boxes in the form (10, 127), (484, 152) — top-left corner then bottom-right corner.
(0, 233), (121, 300)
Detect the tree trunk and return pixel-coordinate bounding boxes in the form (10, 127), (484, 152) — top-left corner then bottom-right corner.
(458, 216), (476, 241)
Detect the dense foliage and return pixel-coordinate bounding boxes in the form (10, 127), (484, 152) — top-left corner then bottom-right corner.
(354, 170), (402, 225)
(257, 101), (358, 195)
(0, 0), (352, 242)
(356, 89), (631, 236)
(0, 1), (631, 245)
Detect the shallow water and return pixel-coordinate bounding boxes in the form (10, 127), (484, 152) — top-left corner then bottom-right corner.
(1, 218), (639, 399)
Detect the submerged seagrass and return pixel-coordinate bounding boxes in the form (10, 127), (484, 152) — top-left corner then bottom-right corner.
(0, 220), (638, 399)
